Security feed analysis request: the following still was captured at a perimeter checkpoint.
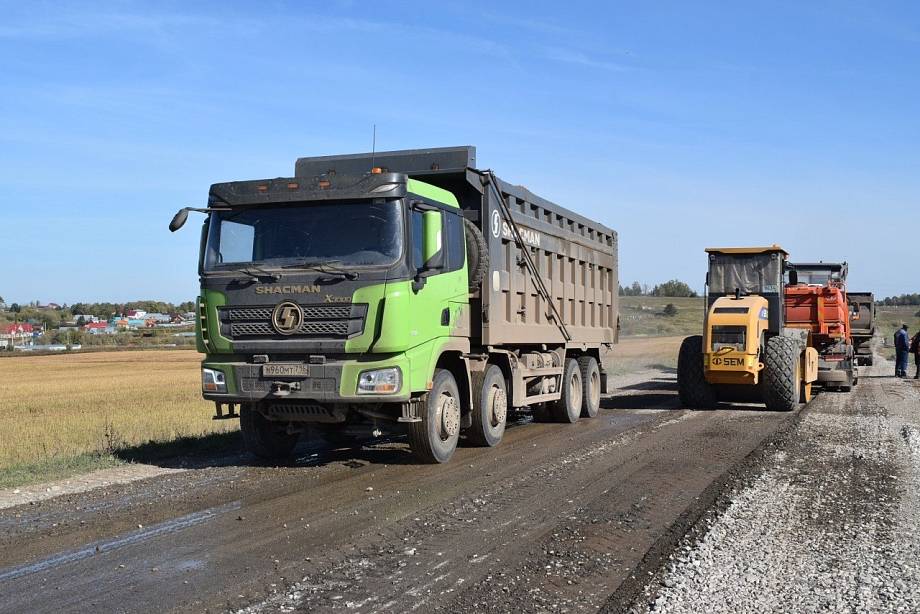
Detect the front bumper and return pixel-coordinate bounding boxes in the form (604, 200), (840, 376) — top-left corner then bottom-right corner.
(201, 356), (413, 405)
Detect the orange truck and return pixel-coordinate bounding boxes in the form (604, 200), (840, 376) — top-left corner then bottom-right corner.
(784, 262), (856, 390)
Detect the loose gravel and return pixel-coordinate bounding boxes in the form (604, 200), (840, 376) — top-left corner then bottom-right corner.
(634, 355), (920, 613)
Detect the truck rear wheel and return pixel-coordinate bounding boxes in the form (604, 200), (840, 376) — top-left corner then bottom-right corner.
(408, 369), (461, 463)
(763, 336), (800, 412)
(552, 358), (582, 423)
(677, 335), (717, 408)
(577, 356), (601, 418)
(240, 403), (300, 459)
(466, 365), (507, 447)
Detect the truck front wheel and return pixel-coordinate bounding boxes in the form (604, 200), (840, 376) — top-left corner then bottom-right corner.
(408, 369), (461, 463)
(466, 365), (507, 447)
(552, 358), (583, 423)
(240, 403), (300, 459)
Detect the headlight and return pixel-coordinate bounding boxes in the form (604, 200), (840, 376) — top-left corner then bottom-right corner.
(357, 367), (401, 394)
(202, 368), (227, 393)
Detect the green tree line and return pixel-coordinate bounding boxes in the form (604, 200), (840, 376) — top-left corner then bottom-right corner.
(619, 279), (698, 298)
(879, 294), (920, 306)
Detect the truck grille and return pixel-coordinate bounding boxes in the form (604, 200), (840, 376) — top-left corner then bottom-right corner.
(218, 304), (366, 340)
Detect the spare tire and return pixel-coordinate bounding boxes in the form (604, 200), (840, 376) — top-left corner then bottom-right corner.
(464, 217), (489, 291)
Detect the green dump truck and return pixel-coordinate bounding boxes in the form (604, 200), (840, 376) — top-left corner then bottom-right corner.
(170, 146), (618, 463)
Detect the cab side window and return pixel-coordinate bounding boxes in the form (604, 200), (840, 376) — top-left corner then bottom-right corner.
(412, 209), (424, 269)
(411, 206), (464, 272)
(445, 211), (464, 272)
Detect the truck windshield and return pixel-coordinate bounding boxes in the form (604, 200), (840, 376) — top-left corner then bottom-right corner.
(203, 200), (403, 271)
(709, 253), (783, 295)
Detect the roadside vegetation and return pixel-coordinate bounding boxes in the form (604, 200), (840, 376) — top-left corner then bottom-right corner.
(874, 305), (920, 362)
(617, 296), (705, 338)
(0, 350), (238, 488)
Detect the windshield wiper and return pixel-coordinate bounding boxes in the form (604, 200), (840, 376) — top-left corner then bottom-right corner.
(226, 264), (282, 283)
(282, 259), (358, 280)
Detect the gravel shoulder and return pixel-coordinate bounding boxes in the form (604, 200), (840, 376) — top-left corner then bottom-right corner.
(0, 465), (187, 511)
(633, 353), (920, 613)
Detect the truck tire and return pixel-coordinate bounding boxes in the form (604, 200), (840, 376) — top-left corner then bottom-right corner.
(464, 217), (489, 291)
(677, 335), (717, 408)
(552, 358), (583, 423)
(763, 336), (800, 412)
(840, 370), (853, 392)
(466, 365), (507, 447)
(577, 356), (601, 418)
(408, 369), (461, 463)
(240, 403), (300, 459)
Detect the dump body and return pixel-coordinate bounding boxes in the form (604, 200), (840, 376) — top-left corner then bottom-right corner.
(783, 282), (850, 341)
(847, 291), (875, 366)
(181, 146), (618, 462)
(294, 147), (618, 352)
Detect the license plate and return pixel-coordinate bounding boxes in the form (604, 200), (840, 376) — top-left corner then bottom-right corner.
(262, 364), (309, 377)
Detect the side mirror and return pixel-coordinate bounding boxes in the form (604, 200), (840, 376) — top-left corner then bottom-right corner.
(169, 208), (189, 232)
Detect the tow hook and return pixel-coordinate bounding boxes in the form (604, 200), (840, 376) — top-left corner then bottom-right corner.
(271, 381), (301, 396)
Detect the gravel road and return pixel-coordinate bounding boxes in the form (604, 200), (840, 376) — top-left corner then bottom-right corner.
(632, 353), (920, 613)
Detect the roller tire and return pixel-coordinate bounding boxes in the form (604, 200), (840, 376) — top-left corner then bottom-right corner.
(466, 365), (508, 447)
(240, 403), (300, 459)
(763, 336), (800, 412)
(577, 356), (601, 418)
(552, 358), (582, 423)
(677, 335), (717, 408)
(408, 369), (461, 463)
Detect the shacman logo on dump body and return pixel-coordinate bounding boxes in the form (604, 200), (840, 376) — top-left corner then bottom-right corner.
(255, 285), (322, 295)
(272, 301), (303, 335)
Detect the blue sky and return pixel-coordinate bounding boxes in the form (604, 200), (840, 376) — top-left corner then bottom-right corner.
(1, 1), (917, 305)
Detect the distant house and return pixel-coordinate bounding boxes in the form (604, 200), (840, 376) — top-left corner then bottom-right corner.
(125, 309), (147, 319)
(83, 321), (112, 334)
(1, 323), (34, 335)
(0, 323), (35, 346)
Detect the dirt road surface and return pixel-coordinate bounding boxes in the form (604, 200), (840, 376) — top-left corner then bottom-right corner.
(0, 350), (913, 613)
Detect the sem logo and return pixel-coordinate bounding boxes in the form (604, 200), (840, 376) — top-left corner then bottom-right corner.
(271, 300), (303, 335)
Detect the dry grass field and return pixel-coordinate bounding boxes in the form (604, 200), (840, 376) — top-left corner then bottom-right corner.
(0, 350), (237, 484)
(604, 335), (685, 375)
